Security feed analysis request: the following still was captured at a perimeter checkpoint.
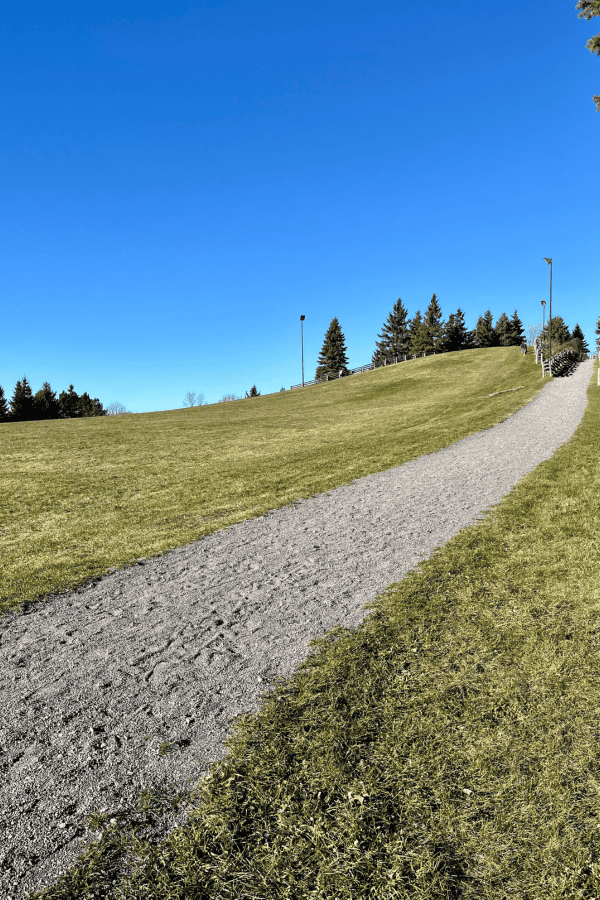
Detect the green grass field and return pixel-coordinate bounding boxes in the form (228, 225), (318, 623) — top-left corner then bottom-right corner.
(7, 346), (600, 898)
(2, 347), (544, 619)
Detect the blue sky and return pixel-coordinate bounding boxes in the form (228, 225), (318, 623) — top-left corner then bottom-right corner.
(2, 1), (599, 412)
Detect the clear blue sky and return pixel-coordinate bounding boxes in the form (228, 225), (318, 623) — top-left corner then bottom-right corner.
(2, 1), (599, 412)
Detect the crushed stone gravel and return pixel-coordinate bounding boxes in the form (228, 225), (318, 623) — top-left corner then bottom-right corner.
(0, 357), (595, 899)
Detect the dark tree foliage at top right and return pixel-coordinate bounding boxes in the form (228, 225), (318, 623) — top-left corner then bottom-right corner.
(576, 0), (600, 109)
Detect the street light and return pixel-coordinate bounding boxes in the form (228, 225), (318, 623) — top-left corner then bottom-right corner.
(300, 315), (305, 387)
(543, 258), (552, 359)
(541, 300), (546, 354)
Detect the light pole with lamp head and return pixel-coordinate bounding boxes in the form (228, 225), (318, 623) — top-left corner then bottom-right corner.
(300, 315), (305, 387)
(541, 300), (546, 355)
(543, 258), (552, 359)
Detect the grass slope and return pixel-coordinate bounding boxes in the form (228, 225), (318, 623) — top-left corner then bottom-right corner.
(23, 356), (600, 899)
(1, 347), (543, 619)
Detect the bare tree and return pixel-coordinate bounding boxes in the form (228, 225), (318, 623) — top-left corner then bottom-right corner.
(526, 322), (543, 344)
(183, 391), (208, 407)
(218, 393), (241, 402)
(106, 401), (132, 415)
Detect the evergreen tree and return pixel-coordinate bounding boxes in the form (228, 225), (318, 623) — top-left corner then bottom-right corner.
(475, 310), (497, 347)
(248, 385), (261, 397)
(542, 316), (571, 352)
(58, 384), (81, 418)
(442, 308), (472, 351)
(10, 376), (35, 421)
(0, 385), (9, 422)
(442, 313), (458, 352)
(465, 327), (478, 349)
(456, 308), (472, 348)
(372, 298), (411, 365)
(408, 310), (428, 355)
(315, 317), (349, 379)
(423, 293), (445, 352)
(571, 323), (590, 358)
(494, 312), (512, 347)
(509, 310), (525, 346)
(445, 307), (471, 350)
(595, 314), (600, 354)
(78, 392), (94, 416)
(33, 382), (60, 420)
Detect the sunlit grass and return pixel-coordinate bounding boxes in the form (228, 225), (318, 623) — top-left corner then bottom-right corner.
(1, 347), (543, 618)
(23, 355), (600, 899)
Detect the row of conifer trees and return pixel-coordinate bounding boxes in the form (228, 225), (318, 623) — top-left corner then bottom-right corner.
(315, 295), (590, 380)
(0, 377), (106, 423)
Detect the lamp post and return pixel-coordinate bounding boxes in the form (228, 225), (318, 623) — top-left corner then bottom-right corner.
(541, 300), (546, 355)
(543, 258), (552, 359)
(300, 315), (305, 387)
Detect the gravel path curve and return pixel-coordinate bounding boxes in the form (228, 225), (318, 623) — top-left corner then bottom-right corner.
(0, 357), (595, 899)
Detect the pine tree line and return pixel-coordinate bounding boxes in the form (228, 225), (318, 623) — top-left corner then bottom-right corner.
(371, 295), (529, 364)
(0, 376), (107, 423)
(313, 297), (592, 382)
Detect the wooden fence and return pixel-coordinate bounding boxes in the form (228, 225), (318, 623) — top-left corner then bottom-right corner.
(533, 337), (582, 378)
(289, 350), (449, 390)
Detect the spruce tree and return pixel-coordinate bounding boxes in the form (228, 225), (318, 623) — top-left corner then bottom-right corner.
(509, 310), (525, 346)
(315, 317), (349, 379)
(34, 382), (60, 420)
(571, 323), (589, 358)
(372, 298), (410, 365)
(58, 384), (81, 418)
(475, 310), (497, 347)
(542, 316), (571, 352)
(0, 385), (9, 422)
(442, 308), (471, 351)
(423, 293), (445, 352)
(494, 312), (512, 346)
(456, 308), (472, 348)
(442, 313), (458, 352)
(406, 310), (425, 355)
(78, 392), (94, 416)
(10, 376), (35, 421)
(249, 385), (261, 397)
(595, 314), (600, 354)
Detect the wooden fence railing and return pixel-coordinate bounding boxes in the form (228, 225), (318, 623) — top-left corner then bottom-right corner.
(533, 337), (582, 378)
(289, 350), (452, 390)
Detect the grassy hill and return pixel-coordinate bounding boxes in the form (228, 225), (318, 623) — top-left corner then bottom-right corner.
(8, 346), (600, 898)
(1, 347), (545, 618)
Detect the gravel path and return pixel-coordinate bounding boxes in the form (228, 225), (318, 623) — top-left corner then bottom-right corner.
(0, 357), (595, 899)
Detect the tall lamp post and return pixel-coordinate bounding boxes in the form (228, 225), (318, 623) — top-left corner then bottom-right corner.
(543, 258), (552, 359)
(300, 315), (305, 387)
(541, 300), (546, 355)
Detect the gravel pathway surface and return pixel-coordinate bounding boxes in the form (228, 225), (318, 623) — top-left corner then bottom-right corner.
(0, 357), (595, 899)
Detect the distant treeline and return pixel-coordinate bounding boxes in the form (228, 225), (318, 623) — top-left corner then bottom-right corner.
(0, 377), (108, 423)
(315, 297), (591, 381)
